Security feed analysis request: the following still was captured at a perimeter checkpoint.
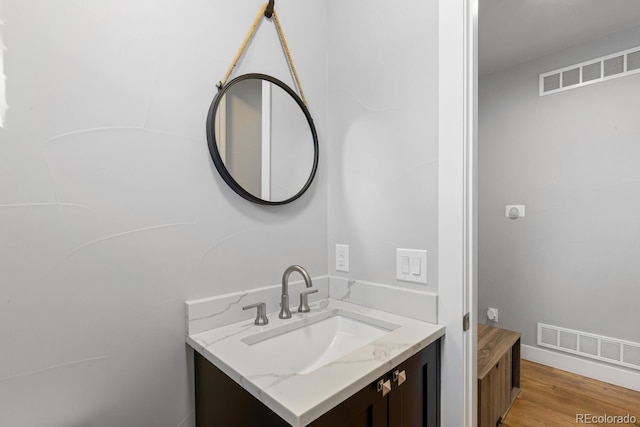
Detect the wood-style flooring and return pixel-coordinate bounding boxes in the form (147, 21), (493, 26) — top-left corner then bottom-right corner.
(502, 360), (640, 427)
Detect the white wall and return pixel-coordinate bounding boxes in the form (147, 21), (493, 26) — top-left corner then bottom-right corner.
(0, 1), (328, 426)
(0, 0), (463, 425)
(479, 26), (640, 347)
(0, 2), (6, 126)
(327, 0), (439, 293)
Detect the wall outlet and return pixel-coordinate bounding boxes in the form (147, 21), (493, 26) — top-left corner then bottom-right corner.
(336, 244), (349, 272)
(396, 248), (427, 284)
(487, 307), (499, 323)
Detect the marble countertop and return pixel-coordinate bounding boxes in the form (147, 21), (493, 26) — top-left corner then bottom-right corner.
(186, 298), (445, 427)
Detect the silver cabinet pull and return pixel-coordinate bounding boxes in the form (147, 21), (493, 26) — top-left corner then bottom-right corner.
(242, 302), (269, 326)
(377, 379), (391, 397)
(393, 369), (406, 386)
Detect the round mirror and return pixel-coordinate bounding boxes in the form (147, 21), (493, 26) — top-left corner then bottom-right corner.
(206, 73), (319, 205)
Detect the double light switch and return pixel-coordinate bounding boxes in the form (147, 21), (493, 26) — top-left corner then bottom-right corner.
(396, 248), (427, 284)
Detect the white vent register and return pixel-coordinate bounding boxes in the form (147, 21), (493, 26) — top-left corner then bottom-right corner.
(538, 323), (640, 371)
(540, 46), (640, 96)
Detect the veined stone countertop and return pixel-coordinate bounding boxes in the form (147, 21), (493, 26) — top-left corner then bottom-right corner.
(186, 298), (445, 427)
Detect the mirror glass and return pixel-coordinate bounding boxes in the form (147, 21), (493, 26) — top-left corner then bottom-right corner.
(207, 74), (318, 205)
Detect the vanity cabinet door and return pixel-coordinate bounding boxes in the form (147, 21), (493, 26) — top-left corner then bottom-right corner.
(309, 378), (388, 427)
(312, 339), (441, 427)
(388, 340), (440, 427)
(194, 353), (290, 427)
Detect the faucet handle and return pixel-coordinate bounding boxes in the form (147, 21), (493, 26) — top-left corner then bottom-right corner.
(243, 302), (269, 326)
(298, 289), (318, 313)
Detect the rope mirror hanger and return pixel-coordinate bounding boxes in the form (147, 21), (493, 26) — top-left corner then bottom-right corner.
(216, 0), (308, 106)
(206, 0), (319, 206)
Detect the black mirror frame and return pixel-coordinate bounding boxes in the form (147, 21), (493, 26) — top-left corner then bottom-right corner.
(206, 73), (319, 205)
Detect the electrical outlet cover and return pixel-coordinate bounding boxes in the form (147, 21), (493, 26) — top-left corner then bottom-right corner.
(336, 244), (349, 272)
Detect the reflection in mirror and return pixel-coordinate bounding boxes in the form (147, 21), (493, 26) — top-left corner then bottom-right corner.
(209, 74), (317, 205)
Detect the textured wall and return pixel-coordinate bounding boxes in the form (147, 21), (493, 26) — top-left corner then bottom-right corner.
(479, 25), (640, 348)
(0, 1), (328, 426)
(327, 0), (439, 292)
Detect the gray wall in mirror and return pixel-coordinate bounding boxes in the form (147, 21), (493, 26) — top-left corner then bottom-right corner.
(224, 79), (263, 196)
(479, 25), (640, 348)
(214, 77), (316, 202)
(270, 82), (315, 201)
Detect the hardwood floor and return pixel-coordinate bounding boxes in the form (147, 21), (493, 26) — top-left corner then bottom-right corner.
(502, 360), (640, 427)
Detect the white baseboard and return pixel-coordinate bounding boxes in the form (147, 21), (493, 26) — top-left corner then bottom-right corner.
(521, 344), (640, 392)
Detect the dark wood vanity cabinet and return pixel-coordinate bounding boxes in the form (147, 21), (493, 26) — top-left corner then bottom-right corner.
(194, 339), (440, 427)
(310, 339), (440, 427)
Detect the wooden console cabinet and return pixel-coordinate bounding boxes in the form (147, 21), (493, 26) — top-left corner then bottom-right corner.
(477, 324), (521, 427)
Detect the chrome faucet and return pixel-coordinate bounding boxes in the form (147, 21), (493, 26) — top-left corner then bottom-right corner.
(279, 265), (313, 319)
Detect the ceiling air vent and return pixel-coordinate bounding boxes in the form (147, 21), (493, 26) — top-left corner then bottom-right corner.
(540, 46), (640, 96)
(543, 73), (561, 92)
(582, 62), (601, 82)
(538, 323), (640, 371)
(562, 68), (580, 87)
(604, 56), (624, 77)
(627, 50), (640, 71)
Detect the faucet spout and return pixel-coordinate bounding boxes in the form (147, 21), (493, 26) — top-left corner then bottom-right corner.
(279, 265), (312, 319)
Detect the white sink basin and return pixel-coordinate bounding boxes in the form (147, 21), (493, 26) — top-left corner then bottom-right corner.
(242, 310), (400, 375)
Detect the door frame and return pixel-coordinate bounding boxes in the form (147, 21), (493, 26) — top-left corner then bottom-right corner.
(438, 0), (477, 426)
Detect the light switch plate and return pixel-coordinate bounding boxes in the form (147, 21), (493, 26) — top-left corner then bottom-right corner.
(396, 249), (427, 284)
(336, 244), (349, 272)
